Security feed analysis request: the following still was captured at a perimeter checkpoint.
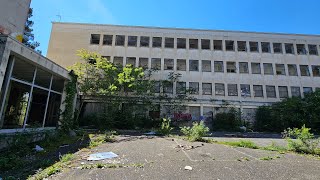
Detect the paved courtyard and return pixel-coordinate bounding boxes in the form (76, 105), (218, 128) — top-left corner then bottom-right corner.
(50, 136), (320, 180)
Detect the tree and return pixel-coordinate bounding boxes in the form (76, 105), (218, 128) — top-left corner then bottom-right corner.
(22, 8), (41, 53)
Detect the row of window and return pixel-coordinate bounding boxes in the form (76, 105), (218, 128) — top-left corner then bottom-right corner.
(156, 81), (318, 98)
(91, 34), (320, 55)
(104, 56), (320, 77)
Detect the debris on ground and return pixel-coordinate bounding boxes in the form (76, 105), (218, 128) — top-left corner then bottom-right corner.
(87, 152), (118, 161)
(175, 144), (203, 151)
(184, 166), (193, 170)
(60, 144), (70, 148)
(34, 145), (44, 152)
(144, 131), (156, 135)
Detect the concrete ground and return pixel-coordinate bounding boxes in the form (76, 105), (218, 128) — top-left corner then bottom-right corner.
(50, 136), (320, 180)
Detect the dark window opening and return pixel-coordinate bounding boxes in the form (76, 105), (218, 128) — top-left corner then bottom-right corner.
(90, 34), (100, 44)
(201, 39), (210, 50)
(225, 40), (234, 51)
(249, 41), (259, 52)
(273, 43), (282, 53)
(152, 37), (162, 48)
(285, 43), (294, 54)
(261, 42), (271, 53)
(165, 38), (174, 48)
(189, 39), (198, 49)
(128, 36), (137, 47)
(103, 35), (112, 45)
(140, 36), (150, 47)
(213, 40), (222, 50)
(237, 41), (247, 52)
(115, 35), (125, 46)
(177, 38), (186, 49)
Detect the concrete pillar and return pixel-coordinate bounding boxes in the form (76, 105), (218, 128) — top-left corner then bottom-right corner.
(0, 37), (10, 91)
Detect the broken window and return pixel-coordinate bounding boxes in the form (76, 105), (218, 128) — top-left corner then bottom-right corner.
(225, 40), (234, 51)
(189, 39), (198, 49)
(90, 34), (100, 44)
(128, 36), (137, 47)
(288, 64), (298, 76)
(249, 41), (259, 52)
(285, 43), (294, 54)
(177, 59), (186, 71)
(153, 81), (160, 93)
(113, 56), (123, 66)
(303, 87), (312, 96)
(163, 81), (173, 94)
(140, 36), (150, 47)
(189, 106), (201, 121)
(189, 82), (199, 94)
(152, 37), (162, 48)
(226, 62), (236, 73)
(228, 84), (238, 96)
(296, 44), (307, 55)
(103, 35), (113, 45)
(177, 38), (186, 49)
(253, 85), (263, 97)
(263, 63), (274, 75)
(213, 40), (223, 50)
(266, 85), (276, 98)
(115, 35), (125, 46)
(240, 84), (251, 97)
(237, 41), (247, 52)
(276, 64), (286, 75)
(279, 86), (288, 98)
(215, 83), (225, 96)
(164, 59), (174, 70)
(202, 83), (212, 95)
(214, 61), (224, 72)
(251, 63), (261, 74)
(239, 62), (249, 73)
(291, 86), (301, 97)
(273, 43), (283, 53)
(201, 39), (210, 50)
(312, 65), (320, 77)
(300, 65), (310, 76)
(308, 44), (318, 55)
(151, 58), (161, 70)
(126, 57), (136, 66)
(189, 60), (199, 71)
(139, 58), (148, 69)
(165, 37), (174, 48)
(176, 82), (186, 94)
(261, 42), (271, 53)
(202, 60), (211, 72)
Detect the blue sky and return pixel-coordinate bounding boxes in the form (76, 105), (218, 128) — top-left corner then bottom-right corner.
(30, 0), (320, 55)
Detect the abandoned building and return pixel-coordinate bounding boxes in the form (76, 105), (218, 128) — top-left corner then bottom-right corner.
(47, 22), (320, 123)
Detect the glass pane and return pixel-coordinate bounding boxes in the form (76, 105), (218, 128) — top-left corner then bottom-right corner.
(45, 92), (62, 127)
(12, 58), (36, 83)
(26, 88), (48, 128)
(35, 68), (52, 88)
(51, 75), (65, 93)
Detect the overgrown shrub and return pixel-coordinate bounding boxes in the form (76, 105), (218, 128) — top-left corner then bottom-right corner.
(180, 121), (209, 141)
(213, 108), (241, 131)
(157, 118), (173, 135)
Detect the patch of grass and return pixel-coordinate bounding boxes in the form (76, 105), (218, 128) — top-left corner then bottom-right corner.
(89, 131), (116, 148)
(60, 153), (74, 163)
(260, 141), (288, 152)
(259, 156), (274, 161)
(217, 140), (258, 149)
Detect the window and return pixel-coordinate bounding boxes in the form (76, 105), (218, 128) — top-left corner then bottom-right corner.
(165, 38), (174, 48)
(240, 84), (251, 97)
(189, 39), (198, 49)
(237, 41), (247, 52)
(312, 65), (320, 77)
(201, 39), (210, 50)
(291, 86), (301, 97)
(115, 35), (125, 46)
(163, 81), (173, 94)
(153, 81), (160, 93)
(102, 56), (110, 61)
(90, 34), (100, 44)
(176, 82), (186, 94)
(300, 65), (310, 76)
(164, 59), (174, 70)
(189, 82), (199, 94)
(276, 64), (286, 75)
(202, 60), (211, 72)
(140, 36), (150, 47)
(239, 62), (249, 73)
(151, 58), (161, 70)
(288, 64), (298, 76)
(225, 40), (234, 51)
(266, 86), (276, 98)
(249, 41), (259, 52)
(308, 44), (318, 55)
(213, 40), (222, 50)
(177, 38), (186, 49)
(303, 87), (312, 95)
(189, 60), (199, 71)
(253, 85), (263, 97)
(215, 83), (225, 96)
(251, 63), (261, 74)
(285, 43), (294, 54)
(279, 86), (288, 98)
(152, 37), (162, 48)
(296, 44), (307, 55)
(214, 61), (224, 72)
(139, 58), (148, 69)
(177, 59), (186, 71)
(226, 62), (236, 73)
(127, 36), (137, 46)
(273, 43), (282, 53)
(113, 56), (123, 66)
(202, 83), (212, 95)
(261, 42), (270, 53)
(228, 84), (238, 96)
(103, 35), (112, 45)
(126, 57), (136, 66)
(263, 63), (274, 75)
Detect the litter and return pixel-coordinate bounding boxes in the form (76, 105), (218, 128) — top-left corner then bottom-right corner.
(34, 145), (44, 152)
(144, 131), (156, 135)
(87, 152), (118, 161)
(184, 166), (193, 170)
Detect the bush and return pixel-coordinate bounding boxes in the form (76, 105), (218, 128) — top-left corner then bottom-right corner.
(213, 108), (241, 131)
(180, 121), (209, 142)
(157, 118), (173, 136)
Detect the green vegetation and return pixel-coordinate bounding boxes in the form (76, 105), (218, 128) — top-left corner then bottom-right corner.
(217, 140), (258, 149)
(180, 121), (209, 142)
(212, 108), (242, 131)
(88, 131), (116, 148)
(157, 118), (173, 136)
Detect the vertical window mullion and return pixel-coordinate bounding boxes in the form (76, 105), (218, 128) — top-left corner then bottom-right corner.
(22, 67), (37, 129)
(42, 75), (53, 127)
